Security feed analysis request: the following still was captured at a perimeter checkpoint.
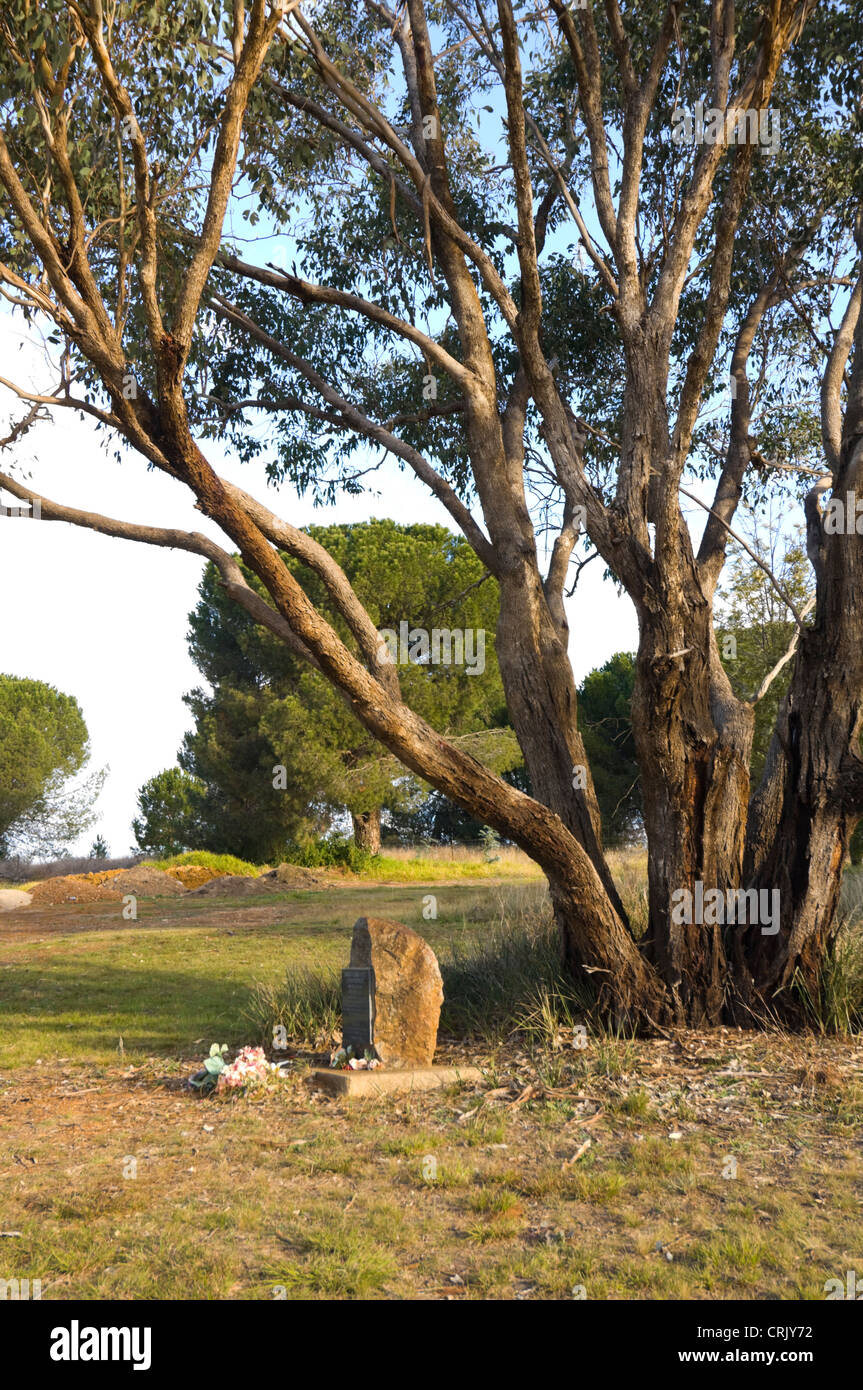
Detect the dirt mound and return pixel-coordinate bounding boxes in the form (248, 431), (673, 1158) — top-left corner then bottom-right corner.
(188, 865), (324, 897)
(28, 864), (186, 904)
(267, 863), (326, 889)
(162, 864), (221, 889)
(29, 874), (122, 905)
(188, 874), (265, 898)
(110, 866), (187, 897)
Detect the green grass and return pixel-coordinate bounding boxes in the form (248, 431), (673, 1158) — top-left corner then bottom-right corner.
(812, 867), (863, 1031)
(265, 1224), (397, 1297)
(0, 882), (527, 1067)
(438, 885), (591, 1042)
(141, 845), (543, 885)
(346, 852), (542, 883)
(144, 851), (267, 877)
(251, 967), (341, 1048)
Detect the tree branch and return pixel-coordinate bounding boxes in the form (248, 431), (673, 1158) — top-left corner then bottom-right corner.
(0, 466), (319, 666)
(208, 291), (497, 570)
(821, 269), (863, 474)
(214, 249), (471, 384)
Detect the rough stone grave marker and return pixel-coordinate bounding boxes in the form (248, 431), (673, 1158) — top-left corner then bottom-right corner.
(349, 916), (444, 1068)
(310, 915), (482, 1098)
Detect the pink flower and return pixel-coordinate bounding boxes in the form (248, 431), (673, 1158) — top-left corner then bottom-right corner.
(215, 1044), (270, 1093)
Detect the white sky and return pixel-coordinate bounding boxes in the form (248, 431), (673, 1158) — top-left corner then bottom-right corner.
(0, 315), (641, 856)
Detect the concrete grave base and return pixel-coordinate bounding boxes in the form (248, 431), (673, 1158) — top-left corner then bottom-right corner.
(308, 1065), (483, 1099)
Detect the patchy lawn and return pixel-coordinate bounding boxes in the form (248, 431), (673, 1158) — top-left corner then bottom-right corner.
(1, 884), (861, 1300)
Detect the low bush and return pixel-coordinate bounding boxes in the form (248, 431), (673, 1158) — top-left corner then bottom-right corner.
(249, 967), (341, 1048)
(440, 885), (593, 1043)
(282, 836), (374, 874)
(803, 868), (863, 1032)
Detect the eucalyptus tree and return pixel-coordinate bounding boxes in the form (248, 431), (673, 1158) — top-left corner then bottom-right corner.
(1, 0), (861, 1024)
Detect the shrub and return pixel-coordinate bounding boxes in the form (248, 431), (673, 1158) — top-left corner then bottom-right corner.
(248, 967), (341, 1047)
(800, 868), (863, 1032)
(440, 885), (593, 1042)
(282, 835), (373, 874)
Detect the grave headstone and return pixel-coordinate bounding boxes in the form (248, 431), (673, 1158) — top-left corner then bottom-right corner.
(346, 916), (443, 1068)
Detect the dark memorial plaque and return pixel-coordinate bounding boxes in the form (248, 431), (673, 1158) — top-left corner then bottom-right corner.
(341, 966), (373, 1056)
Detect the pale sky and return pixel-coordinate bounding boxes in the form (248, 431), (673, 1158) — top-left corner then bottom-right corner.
(0, 315), (640, 856)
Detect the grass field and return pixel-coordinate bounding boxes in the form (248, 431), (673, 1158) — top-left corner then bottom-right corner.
(1, 861), (862, 1300)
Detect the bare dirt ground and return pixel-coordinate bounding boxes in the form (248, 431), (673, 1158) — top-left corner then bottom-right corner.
(2, 1030), (862, 1299)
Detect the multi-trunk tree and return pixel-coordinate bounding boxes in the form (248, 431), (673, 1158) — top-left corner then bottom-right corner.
(1, 0), (862, 1025)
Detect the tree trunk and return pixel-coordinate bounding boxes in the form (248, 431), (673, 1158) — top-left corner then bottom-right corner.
(621, 339), (752, 1025)
(494, 563), (628, 921)
(632, 611), (719, 1023)
(739, 624), (862, 1019)
(737, 350), (863, 1019)
(351, 808), (381, 854)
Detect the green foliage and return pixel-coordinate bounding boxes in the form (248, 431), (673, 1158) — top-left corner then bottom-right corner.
(250, 968), (341, 1048)
(440, 889), (591, 1043)
(384, 764), (529, 845)
(0, 674), (101, 857)
(479, 825), (501, 861)
(802, 869), (863, 1033)
(89, 835), (109, 858)
(131, 768), (203, 858)
(282, 835), (373, 873)
(180, 682), (315, 862)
